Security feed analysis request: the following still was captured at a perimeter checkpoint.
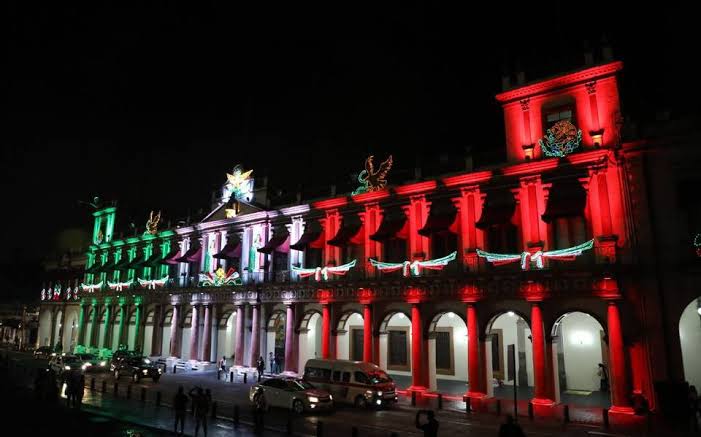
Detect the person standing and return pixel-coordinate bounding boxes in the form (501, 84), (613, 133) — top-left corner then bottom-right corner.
(256, 356), (265, 378)
(253, 391), (267, 434)
(597, 363), (609, 392)
(268, 352), (275, 374)
(174, 386), (188, 435)
(76, 374), (85, 410)
(498, 415), (525, 437)
(218, 356), (226, 379)
(190, 387), (209, 437)
(415, 410), (439, 437)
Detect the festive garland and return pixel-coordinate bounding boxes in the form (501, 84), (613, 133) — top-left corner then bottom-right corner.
(477, 239), (594, 270)
(694, 233), (701, 257)
(369, 252), (457, 277)
(292, 259), (357, 282)
(538, 120), (582, 157)
(80, 282), (103, 293)
(107, 280), (133, 292)
(199, 267), (242, 287)
(137, 276), (169, 290)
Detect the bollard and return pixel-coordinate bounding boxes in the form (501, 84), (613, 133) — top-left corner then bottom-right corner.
(90, 378), (96, 391)
(243, 372), (247, 384)
(563, 405), (570, 423)
(101, 380), (107, 393)
(437, 393), (443, 410)
(496, 399), (501, 416)
(126, 384), (132, 399)
(172, 364), (176, 374)
(230, 370), (234, 383)
(140, 387), (146, 401)
(217, 370), (220, 380)
(113, 382), (119, 397)
(211, 401), (217, 419)
(258, 372), (261, 382)
(528, 402), (534, 420)
(602, 408), (609, 429)
(233, 405), (240, 427)
(351, 426), (358, 437)
(156, 391), (161, 406)
(316, 420), (324, 437)
(464, 395), (471, 413)
(411, 390), (416, 406)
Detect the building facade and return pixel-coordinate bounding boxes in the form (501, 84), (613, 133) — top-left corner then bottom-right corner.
(37, 60), (701, 414)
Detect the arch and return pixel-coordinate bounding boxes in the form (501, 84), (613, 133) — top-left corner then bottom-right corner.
(181, 309), (193, 359)
(378, 310), (413, 388)
(143, 309), (156, 357)
(550, 309), (607, 338)
(549, 310), (609, 406)
(379, 310), (411, 333)
(485, 309), (531, 334)
(38, 309), (53, 347)
(267, 310), (286, 330)
(335, 310), (364, 361)
(266, 309), (287, 373)
(216, 309), (237, 362)
(679, 297), (701, 390)
(298, 309), (322, 331)
(426, 310), (469, 392)
(336, 310), (363, 331)
(485, 310), (534, 400)
(427, 310), (467, 334)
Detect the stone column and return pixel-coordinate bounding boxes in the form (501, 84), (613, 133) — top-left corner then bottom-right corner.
(77, 302), (87, 346)
(133, 302), (142, 352)
(116, 302), (126, 348)
(363, 304), (373, 362)
(530, 302), (552, 405)
(410, 303), (426, 391)
(284, 304), (295, 372)
(169, 304), (181, 357)
(249, 304), (261, 367)
(467, 304), (483, 397)
(189, 304), (200, 361)
(102, 301), (112, 350)
(321, 304), (331, 359)
(234, 304), (245, 366)
(607, 301), (633, 413)
(201, 305), (212, 362)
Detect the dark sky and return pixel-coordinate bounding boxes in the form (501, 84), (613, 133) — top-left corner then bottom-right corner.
(4, 2), (697, 265)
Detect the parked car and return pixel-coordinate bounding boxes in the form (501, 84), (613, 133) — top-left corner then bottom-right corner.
(49, 354), (84, 376)
(75, 353), (108, 372)
(249, 377), (333, 414)
(111, 355), (162, 382)
(34, 346), (53, 359)
(303, 359), (397, 408)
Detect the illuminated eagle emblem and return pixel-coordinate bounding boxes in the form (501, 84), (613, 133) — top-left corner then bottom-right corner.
(352, 155), (393, 195)
(145, 210), (161, 235)
(539, 120), (582, 157)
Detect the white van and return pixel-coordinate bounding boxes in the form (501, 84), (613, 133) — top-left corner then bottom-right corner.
(303, 358), (398, 408)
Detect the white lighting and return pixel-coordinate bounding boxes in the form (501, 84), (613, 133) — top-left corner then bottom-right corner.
(507, 311), (515, 317)
(697, 307), (701, 316)
(398, 313), (405, 319)
(447, 312), (455, 319)
(570, 330), (594, 346)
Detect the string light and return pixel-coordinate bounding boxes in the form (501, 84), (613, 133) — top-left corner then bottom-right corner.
(369, 252), (457, 277)
(292, 259), (357, 282)
(477, 239), (594, 270)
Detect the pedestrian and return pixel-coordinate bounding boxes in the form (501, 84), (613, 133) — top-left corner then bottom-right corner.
(174, 386), (188, 435)
(189, 387), (209, 437)
(65, 370), (75, 407)
(46, 368), (58, 403)
(268, 352), (274, 374)
(252, 391), (267, 434)
(218, 356), (226, 379)
(76, 373), (85, 410)
(256, 356), (265, 377)
(498, 414), (525, 437)
(597, 363), (609, 392)
(415, 410), (439, 437)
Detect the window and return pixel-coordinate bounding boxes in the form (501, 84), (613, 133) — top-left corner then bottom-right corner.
(332, 370), (341, 382)
(384, 238), (407, 263)
(354, 371), (368, 384)
(305, 248), (322, 270)
(431, 233), (458, 260)
(306, 367), (331, 380)
(486, 224), (519, 254)
(342, 372), (351, 383)
(163, 310), (173, 325)
(350, 327), (364, 361)
(544, 105), (574, 130)
(434, 328), (454, 376)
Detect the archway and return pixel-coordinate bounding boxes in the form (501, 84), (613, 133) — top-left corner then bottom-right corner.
(84, 307), (94, 348)
(98, 308), (108, 349)
(38, 309), (52, 347)
(486, 311), (533, 401)
(297, 311), (322, 370)
(336, 311), (364, 360)
(127, 309), (137, 350)
(53, 310), (63, 350)
(143, 310), (155, 356)
(181, 309), (193, 359)
(679, 297), (701, 389)
(216, 310), (237, 364)
(379, 311), (412, 389)
(160, 309), (173, 356)
(111, 309), (122, 351)
(552, 311), (609, 407)
(266, 311), (286, 373)
(427, 311), (468, 395)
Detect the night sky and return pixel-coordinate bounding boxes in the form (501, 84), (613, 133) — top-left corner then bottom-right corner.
(4, 2), (697, 278)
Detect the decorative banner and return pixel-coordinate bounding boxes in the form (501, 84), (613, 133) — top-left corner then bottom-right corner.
(137, 276), (169, 290)
(80, 282), (103, 293)
(695, 233), (701, 257)
(538, 120), (582, 157)
(40, 288), (46, 301)
(292, 259), (357, 282)
(144, 210), (161, 235)
(199, 267), (242, 287)
(107, 280), (133, 292)
(477, 239), (594, 270)
(370, 252), (457, 277)
(223, 165), (254, 203)
(52, 284), (62, 301)
(352, 155), (393, 195)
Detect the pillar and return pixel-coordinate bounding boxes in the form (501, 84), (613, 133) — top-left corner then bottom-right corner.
(202, 305), (212, 362)
(410, 303), (426, 391)
(234, 304), (245, 366)
(89, 303), (99, 347)
(467, 304), (483, 397)
(530, 303), (552, 405)
(49, 309), (56, 349)
(190, 304), (200, 361)
(284, 304), (295, 372)
(249, 304), (260, 367)
(77, 303), (87, 346)
(169, 304), (180, 357)
(321, 304), (331, 359)
(151, 305), (162, 356)
(607, 301), (633, 413)
(363, 304), (372, 362)
(116, 303), (126, 348)
(133, 303), (142, 352)
(427, 334), (437, 391)
(102, 303), (112, 350)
